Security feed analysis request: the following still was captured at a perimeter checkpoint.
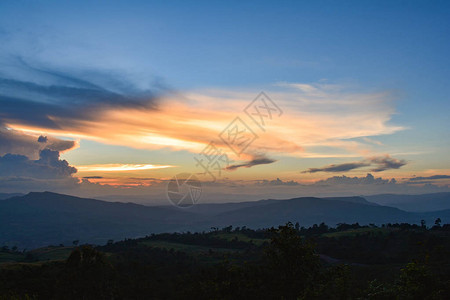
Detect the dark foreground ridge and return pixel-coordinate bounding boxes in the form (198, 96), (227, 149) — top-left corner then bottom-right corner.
(1, 222), (450, 299)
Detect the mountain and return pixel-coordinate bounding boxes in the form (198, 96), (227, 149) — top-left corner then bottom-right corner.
(186, 196), (377, 215)
(365, 192), (450, 212)
(185, 199), (278, 215)
(204, 197), (446, 229)
(323, 196), (379, 206)
(2, 192), (449, 249)
(0, 192), (201, 249)
(0, 193), (24, 200)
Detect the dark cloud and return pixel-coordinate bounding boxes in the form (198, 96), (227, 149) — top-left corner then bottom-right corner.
(0, 149), (77, 179)
(82, 176), (103, 179)
(0, 61), (162, 160)
(408, 175), (450, 181)
(302, 155), (407, 173)
(405, 175), (450, 184)
(226, 155), (276, 171)
(0, 176), (79, 192)
(302, 161), (370, 173)
(256, 178), (299, 186)
(0, 81), (157, 129)
(369, 155), (406, 172)
(0, 126), (77, 159)
(37, 135), (48, 143)
(314, 173), (395, 185)
(0, 59), (165, 130)
(0, 77), (154, 108)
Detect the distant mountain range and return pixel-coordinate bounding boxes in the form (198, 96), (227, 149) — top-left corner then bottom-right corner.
(1, 192), (449, 249)
(181, 195), (377, 215)
(0, 193), (24, 200)
(365, 192), (450, 212)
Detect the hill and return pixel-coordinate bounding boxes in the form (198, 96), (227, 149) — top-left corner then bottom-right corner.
(0, 192), (200, 249)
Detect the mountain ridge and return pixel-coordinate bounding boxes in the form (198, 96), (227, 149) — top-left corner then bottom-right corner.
(365, 192), (450, 212)
(2, 191), (450, 249)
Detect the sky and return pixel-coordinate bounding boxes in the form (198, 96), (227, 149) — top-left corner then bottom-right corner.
(0, 0), (449, 204)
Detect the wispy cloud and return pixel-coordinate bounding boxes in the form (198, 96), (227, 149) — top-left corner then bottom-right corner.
(302, 161), (370, 173)
(225, 155), (276, 171)
(0, 57), (164, 130)
(369, 155), (407, 172)
(302, 155), (407, 173)
(408, 175), (450, 181)
(404, 175), (450, 184)
(0, 61), (405, 161)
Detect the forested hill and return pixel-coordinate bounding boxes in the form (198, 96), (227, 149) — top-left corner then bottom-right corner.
(1, 222), (450, 299)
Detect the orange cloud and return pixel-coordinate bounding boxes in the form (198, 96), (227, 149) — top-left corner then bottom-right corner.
(6, 83), (404, 161)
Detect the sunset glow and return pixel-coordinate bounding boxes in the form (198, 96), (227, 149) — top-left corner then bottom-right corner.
(76, 164), (175, 172)
(0, 0), (448, 199)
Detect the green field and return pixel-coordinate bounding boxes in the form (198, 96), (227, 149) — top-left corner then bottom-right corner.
(0, 246), (75, 266)
(29, 246), (75, 261)
(213, 232), (269, 245)
(0, 252), (24, 264)
(140, 240), (240, 254)
(322, 227), (390, 238)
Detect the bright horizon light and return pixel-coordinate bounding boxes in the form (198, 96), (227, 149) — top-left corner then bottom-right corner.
(76, 164), (175, 172)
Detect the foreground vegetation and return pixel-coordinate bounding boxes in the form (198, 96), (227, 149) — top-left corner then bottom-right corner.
(1, 221), (450, 299)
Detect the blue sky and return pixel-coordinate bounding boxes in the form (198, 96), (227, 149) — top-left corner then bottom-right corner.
(0, 0), (449, 201)
(2, 1), (449, 87)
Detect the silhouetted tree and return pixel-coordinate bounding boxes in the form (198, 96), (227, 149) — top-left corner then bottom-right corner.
(421, 220), (426, 229)
(56, 246), (117, 299)
(396, 262), (438, 299)
(265, 222), (321, 299)
(435, 218), (442, 227)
